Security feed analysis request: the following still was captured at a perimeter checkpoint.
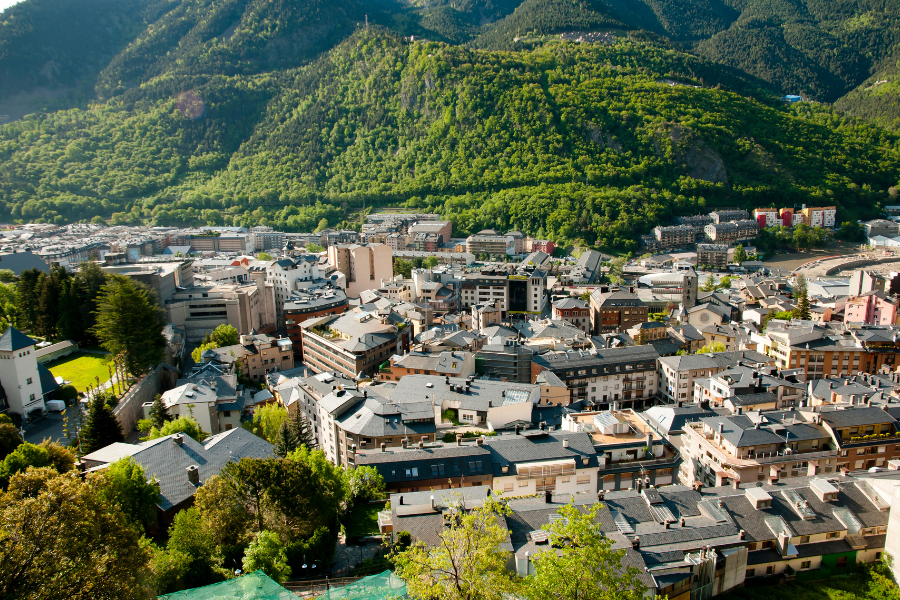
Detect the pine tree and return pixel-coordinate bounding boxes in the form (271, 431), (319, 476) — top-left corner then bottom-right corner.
(91, 275), (167, 375)
(148, 394), (171, 430)
(80, 392), (125, 454)
(292, 410), (316, 449)
(793, 274), (812, 320)
(273, 420), (296, 459)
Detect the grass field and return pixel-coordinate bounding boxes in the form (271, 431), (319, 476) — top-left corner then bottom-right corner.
(343, 502), (385, 538)
(47, 352), (112, 392)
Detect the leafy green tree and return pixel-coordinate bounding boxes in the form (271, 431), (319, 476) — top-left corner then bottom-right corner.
(165, 507), (227, 590)
(210, 324), (239, 347)
(524, 501), (646, 600)
(258, 252), (273, 261)
(243, 530), (292, 583)
(345, 465), (385, 506)
(0, 424), (22, 461)
(393, 258), (414, 279)
(424, 256), (439, 269)
(0, 469), (150, 599)
(0, 270), (14, 283)
(393, 494), (518, 600)
(762, 310), (796, 331)
(0, 443), (50, 484)
(91, 275), (166, 375)
(306, 243), (324, 253)
(696, 341), (727, 354)
(95, 457), (160, 534)
(147, 416), (209, 442)
(40, 440), (76, 474)
(191, 341), (219, 363)
(733, 244), (747, 265)
(80, 392), (125, 454)
(249, 403), (288, 443)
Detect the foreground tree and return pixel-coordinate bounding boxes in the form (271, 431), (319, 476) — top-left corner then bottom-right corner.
(243, 530), (292, 583)
(91, 275), (167, 374)
(249, 403), (287, 443)
(147, 394), (171, 430)
(210, 324), (239, 347)
(0, 469), (151, 599)
(95, 457), (160, 535)
(273, 409), (316, 457)
(393, 495), (518, 600)
(793, 274), (811, 321)
(524, 501), (647, 600)
(146, 415), (208, 442)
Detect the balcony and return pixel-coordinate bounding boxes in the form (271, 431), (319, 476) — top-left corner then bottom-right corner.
(516, 459), (577, 480)
(535, 484), (556, 493)
(685, 423), (837, 468)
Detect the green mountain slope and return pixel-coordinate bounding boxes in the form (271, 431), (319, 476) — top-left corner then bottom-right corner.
(0, 32), (896, 252)
(0, 0), (172, 100)
(835, 52), (900, 131)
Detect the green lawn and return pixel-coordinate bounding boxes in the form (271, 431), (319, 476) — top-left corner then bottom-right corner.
(344, 502), (385, 538)
(718, 566), (897, 600)
(46, 352), (112, 392)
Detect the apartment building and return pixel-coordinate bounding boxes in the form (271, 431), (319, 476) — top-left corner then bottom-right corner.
(697, 244), (729, 270)
(658, 351), (774, 403)
(408, 220), (452, 243)
(466, 231), (515, 256)
(475, 339), (536, 383)
(589, 290), (649, 334)
(283, 285), (348, 354)
(560, 408), (678, 489)
(551, 297), (590, 332)
(680, 410), (839, 487)
(459, 268), (547, 318)
(166, 283), (262, 342)
(355, 444), (495, 493)
(203, 334), (294, 381)
(799, 206), (837, 228)
(530, 239), (556, 254)
(156, 374), (244, 435)
(704, 220), (760, 244)
(753, 208), (780, 227)
(674, 214), (714, 237)
(710, 209), (750, 223)
(380, 351), (475, 382)
(845, 292), (899, 326)
(249, 226), (285, 251)
(755, 323), (900, 380)
(817, 406), (900, 472)
(532, 345), (660, 408)
(653, 224), (696, 249)
(298, 306), (412, 379)
(326, 243), (392, 298)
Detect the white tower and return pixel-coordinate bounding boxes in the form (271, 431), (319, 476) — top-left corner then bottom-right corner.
(0, 327), (45, 419)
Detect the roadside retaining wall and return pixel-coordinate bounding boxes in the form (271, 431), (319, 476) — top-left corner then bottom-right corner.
(113, 363), (179, 433)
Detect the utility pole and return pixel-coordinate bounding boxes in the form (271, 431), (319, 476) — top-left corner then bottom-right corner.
(365, 14), (368, 29)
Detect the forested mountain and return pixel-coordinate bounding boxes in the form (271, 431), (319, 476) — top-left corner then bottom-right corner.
(1, 30), (897, 253)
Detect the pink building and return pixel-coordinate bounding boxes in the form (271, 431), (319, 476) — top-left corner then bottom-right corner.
(531, 240), (556, 254)
(844, 291), (899, 326)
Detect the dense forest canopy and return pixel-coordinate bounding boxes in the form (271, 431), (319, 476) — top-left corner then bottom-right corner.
(0, 0), (898, 252)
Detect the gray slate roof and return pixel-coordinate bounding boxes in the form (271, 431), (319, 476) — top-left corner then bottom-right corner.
(0, 327), (36, 352)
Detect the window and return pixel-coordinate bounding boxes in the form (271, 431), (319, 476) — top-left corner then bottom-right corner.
(25, 377), (32, 385)
(411, 468), (418, 477)
(560, 476), (571, 483)
(504, 483), (513, 492)
(28, 394), (35, 401)
(225, 424), (233, 430)
(876, 552), (882, 560)
(836, 556), (848, 568)
(765, 566), (774, 575)
(799, 536), (809, 544)
(577, 475), (591, 485)
(826, 532), (839, 539)
(519, 481), (528, 488)
(746, 569), (755, 578)
(801, 561), (811, 569)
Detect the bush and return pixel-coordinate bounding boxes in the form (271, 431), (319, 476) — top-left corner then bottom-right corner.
(53, 384), (79, 403)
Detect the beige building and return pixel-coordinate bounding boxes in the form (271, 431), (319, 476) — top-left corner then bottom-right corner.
(167, 283), (262, 343)
(327, 243), (393, 298)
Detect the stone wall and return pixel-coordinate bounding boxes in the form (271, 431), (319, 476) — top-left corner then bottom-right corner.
(113, 364), (179, 433)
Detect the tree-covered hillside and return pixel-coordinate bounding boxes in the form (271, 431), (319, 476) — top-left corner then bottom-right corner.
(1, 32), (897, 252)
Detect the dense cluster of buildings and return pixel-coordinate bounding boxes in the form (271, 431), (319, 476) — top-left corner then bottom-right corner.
(14, 208), (900, 598)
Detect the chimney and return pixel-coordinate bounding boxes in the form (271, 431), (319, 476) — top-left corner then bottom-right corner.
(380, 442), (386, 452)
(539, 421), (546, 431)
(515, 425), (521, 435)
(563, 439), (569, 448)
(399, 495), (404, 505)
(186, 465), (200, 486)
(173, 434), (184, 445)
(680, 517), (686, 527)
(456, 434), (463, 446)
(665, 521), (670, 529)
(598, 491), (605, 501)
(739, 529), (746, 540)
(430, 495), (435, 509)
(717, 423), (724, 434)
(632, 537), (640, 550)
(402, 438), (409, 449)
(476, 437), (484, 446)
(418, 440), (425, 448)
(732, 478), (740, 489)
